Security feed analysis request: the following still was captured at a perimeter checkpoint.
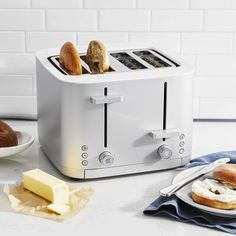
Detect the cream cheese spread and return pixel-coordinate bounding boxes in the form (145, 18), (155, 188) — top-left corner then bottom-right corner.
(192, 179), (236, 203)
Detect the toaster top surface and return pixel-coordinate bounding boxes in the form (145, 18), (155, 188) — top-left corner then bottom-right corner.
(48, 48), (179, 74)
(37, 45), (194, 83)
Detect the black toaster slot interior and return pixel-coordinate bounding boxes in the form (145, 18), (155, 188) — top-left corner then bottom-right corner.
(48, 56), (67, 75)
(80, 55), (115, 72)
(55, 57), (89, 74)
(163, 82), (167, 141)
(110, 52), (147, 70)
(133, 50), (171, 68)
(151, 49), (180, 67)
(104, 87), (108, 148)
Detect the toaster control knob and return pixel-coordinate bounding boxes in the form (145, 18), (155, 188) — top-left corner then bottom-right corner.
(99, 151), (114, 166)
(158, 145), (172, 159)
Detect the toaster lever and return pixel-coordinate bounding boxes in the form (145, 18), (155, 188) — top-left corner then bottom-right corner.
(149, 128), (180, 140)
(90, 95), (123, 105)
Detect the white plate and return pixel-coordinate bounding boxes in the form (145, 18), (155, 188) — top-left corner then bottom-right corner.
(0, 131), (34, 158)
(173, 165), (236, 218)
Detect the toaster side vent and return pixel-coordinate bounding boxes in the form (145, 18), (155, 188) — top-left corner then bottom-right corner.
(104, 87), (108, 148)
(110, 52), (147, 70)
(163, 82), (167, 142)
(133, 51), (171, 68)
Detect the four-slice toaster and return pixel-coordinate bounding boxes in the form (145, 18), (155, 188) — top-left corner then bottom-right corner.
(36, 45), (194, 179)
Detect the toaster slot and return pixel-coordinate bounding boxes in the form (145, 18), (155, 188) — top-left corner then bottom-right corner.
(163, 82), (167, 141)
(47, 56), (66, 75)
(80, 55), (115, 72)
(104, 87), (108, 148)
(151, 49), (180, 67)
(133, 50), (171, 68)
(110, 52), (147, 70)
(55, 57), (90, 74)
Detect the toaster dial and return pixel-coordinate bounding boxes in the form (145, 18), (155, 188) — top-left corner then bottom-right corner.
(99, 151), (114, 166)
(157, 145), (172, 159)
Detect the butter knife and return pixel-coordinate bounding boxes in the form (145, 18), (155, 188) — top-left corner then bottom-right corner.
(160, 157), (230, 197)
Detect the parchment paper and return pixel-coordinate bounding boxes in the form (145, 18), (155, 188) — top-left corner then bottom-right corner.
(3, 183), (94, 221)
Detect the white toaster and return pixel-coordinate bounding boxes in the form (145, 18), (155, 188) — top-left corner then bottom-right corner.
(36, 45), (194, 179)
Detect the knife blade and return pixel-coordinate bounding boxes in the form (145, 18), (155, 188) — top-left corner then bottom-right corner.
(159, 157), (230, 197)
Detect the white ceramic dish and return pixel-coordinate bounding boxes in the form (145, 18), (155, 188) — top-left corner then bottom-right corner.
(0, 131), (34, 158)
(173, 165), (236, 218)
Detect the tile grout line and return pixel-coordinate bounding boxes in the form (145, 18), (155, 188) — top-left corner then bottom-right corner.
(179, 32), (182, 54)
(197, 97), (201, 118)
(24, 31), (27, 53)
(202, 9), (205, 32)
(149, 9), (152, 32)
(127, 31), (130, 42)
(97, 9), (100, 31)
(188, 0), (191, 9)
(44, 9), (47, 31)
(76, 30), (78, 45)
(232, 33), (235, 54)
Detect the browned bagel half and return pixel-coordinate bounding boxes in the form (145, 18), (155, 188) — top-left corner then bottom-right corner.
(86, 40), (109, 74)
(59, 42), (82, 75)
(213, 164), (236, 186)
(0, 120), (18, 147)
(192, 192), (236, 210)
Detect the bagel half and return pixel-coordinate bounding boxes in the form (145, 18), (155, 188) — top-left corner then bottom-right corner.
(192, 192), (236, 210)
(59, 42), (82, 75)
(191, 178), (236, 210)
(0, 120), (18, 147)
(86, 40), (109, 74)
(213, 164), (236, 187)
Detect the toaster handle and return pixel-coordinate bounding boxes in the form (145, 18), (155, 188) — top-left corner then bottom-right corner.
(149, 128), (180, 140)
(90, 95), (124, 105)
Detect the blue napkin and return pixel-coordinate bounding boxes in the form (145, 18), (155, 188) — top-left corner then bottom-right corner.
(144, 151), (236, 234)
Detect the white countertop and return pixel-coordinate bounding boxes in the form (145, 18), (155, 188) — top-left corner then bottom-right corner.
(0, 120), (235, 236)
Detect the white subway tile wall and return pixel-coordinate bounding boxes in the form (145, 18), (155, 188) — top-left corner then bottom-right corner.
(151, 10), (203, 31)
(84, 0), (136, 9)
(0, 0), (235, 119)
(31, 0), (83, 9)
(26, 32), (77, 52)
(100, 10), (150, 31)
(0, 10), (45, 31)
(0, 0), (30, 8)
(137, 0), (189, 9)
(46, 10), (97, 31)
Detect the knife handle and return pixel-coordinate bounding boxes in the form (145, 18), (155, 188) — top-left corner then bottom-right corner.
(160, 158), (231, 197)
(159, 178), (190, 197)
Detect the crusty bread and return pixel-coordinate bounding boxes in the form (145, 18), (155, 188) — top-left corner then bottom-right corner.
(59, 42), (82, 75)
(86, 40), (109, 74)
(192, 192), (236, 210)
(0, 120), (18, 147)
(213, 164), (236, 186)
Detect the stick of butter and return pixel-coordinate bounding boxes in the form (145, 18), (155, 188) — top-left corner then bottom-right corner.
(23, 169), (69, 204)
(47, 204), (70, 215)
